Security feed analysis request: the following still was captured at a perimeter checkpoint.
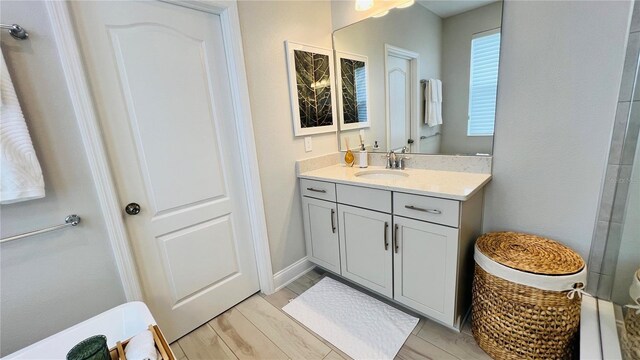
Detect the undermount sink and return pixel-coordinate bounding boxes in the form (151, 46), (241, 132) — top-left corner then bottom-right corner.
(354, 169), (410, 180)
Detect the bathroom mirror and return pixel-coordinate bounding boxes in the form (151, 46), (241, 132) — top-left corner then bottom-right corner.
(333, 0), (503, 155)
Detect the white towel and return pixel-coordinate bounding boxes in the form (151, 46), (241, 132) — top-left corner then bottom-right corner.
(124, 330), (158, 360)
(425, 79), (443, 127)
(1, 49), (45, 204)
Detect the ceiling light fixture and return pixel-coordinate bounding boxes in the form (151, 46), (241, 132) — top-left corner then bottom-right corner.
(355, 0), (374, 11)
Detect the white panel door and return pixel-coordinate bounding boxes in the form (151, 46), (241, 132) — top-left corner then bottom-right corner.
(302, 197), (341, 273)
(338, 205), (393, 297)
(393, 216), (458, 325)
(387, 55), (412, 152)
(70, 1), (259, 341)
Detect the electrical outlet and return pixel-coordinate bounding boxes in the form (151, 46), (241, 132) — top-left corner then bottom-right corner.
(304, 136), (313, 152)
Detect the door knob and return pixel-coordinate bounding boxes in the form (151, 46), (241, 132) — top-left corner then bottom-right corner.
(125, 202), (141, 215)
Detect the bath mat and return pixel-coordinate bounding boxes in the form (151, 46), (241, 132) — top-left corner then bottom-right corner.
(283, 277), (418, 359)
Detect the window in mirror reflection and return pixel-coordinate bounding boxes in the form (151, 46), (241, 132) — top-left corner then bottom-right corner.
(355, 65), (367, 122)
(468, 29), (501, 137)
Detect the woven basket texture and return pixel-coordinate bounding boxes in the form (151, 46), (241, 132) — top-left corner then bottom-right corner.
(622, 309), (640, 360)
(475, 232), (584, 275)
(472, 232), (584, 360)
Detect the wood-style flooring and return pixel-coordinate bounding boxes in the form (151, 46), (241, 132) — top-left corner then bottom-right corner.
(170, 268), (491, 360)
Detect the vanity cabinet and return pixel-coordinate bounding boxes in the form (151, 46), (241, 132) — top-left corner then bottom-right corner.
(299, 177), (484, 330)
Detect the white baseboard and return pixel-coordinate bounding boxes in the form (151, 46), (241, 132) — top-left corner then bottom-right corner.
(272, 257), (315, 292)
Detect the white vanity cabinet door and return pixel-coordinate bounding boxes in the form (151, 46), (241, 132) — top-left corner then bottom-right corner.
(393, 216), (459, 325)
(338, 204), (393, 297)
(302, 197), (341, 273)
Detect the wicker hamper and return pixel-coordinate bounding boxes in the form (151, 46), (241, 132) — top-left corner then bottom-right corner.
(622, 309), (640, 360)
(622, 269), (640, 360)
(471, 232), (587, 360)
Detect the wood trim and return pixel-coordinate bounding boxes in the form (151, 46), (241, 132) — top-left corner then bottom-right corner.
(273, 257), (315, 292)
(46, 0), (275, 300)
(45, 1), (143, 301)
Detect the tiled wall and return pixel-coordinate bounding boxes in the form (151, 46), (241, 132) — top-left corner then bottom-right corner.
(588, 1), (640, 297)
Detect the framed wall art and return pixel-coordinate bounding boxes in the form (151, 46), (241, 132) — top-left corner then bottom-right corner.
(285, 41), (338, 136)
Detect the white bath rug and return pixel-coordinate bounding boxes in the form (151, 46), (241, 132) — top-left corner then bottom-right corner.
(282, 277), (418, 360)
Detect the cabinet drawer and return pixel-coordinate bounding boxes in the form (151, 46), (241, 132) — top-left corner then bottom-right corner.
(393, 192), (459, 228)
(301, 179), (336, 202)
(337, 184), (391, 213)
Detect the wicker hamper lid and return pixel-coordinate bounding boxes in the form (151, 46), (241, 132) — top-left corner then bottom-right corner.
(476, 232), (585, 275)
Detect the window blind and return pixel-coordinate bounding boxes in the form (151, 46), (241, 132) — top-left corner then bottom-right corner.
(468, 29), (500, 136)
(355, 66), (367, 122)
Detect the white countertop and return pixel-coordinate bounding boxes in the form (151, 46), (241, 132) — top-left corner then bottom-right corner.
(298, 165), (492, 201)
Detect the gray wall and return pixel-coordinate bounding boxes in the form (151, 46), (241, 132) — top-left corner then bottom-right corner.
(237, 1), (338, 274)
(334, 5), (442, 153)
(440, 2), (502, 155)
(483, 0), (633, 260)
(0, 1), (125, 355)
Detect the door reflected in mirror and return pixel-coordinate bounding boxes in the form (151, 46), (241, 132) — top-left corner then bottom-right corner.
(333, 0), (503, 155)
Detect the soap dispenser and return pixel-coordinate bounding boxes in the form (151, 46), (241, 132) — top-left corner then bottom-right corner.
(358, 135), (368, 168)
(344, 138), (355, 167)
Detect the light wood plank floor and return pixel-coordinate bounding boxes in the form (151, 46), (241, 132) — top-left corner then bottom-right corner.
(171, 268), (491, 360)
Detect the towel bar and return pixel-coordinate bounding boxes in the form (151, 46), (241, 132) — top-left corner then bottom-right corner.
(1, 23), (29, 40)
(420, 132), (441, 140)
(0, 215), (81, 244)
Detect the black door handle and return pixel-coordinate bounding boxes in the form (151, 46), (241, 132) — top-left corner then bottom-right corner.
(125, 203), (141, 215)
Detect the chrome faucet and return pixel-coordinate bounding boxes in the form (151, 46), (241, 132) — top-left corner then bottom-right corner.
(386, 151), (396, 169)
(386, 150), (409, 169)
(396, 154), (408, 169)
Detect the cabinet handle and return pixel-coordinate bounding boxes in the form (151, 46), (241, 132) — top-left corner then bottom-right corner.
(307, 187), (327, 193)
(394, 224), (399, 253)
(404, 205), (442, 214)
(384, 222), (389, 250)
(330, 209), (336, 233)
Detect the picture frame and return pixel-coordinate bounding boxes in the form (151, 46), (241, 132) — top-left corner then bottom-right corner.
(336, 51), (370, 131)
(285, 41), (338, 136)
